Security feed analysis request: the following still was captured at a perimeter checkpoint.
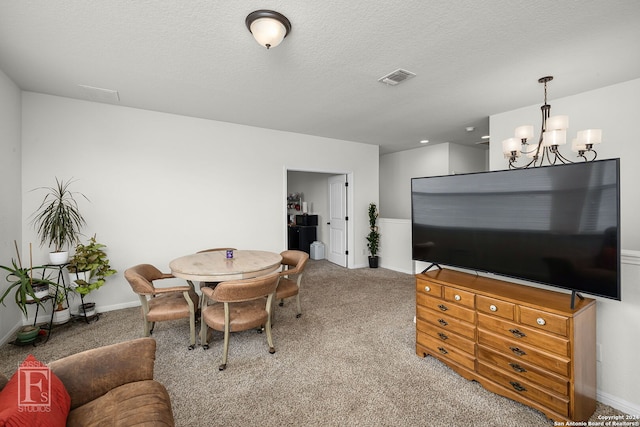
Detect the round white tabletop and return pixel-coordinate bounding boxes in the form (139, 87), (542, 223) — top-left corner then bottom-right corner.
(169, 250), (282, 282)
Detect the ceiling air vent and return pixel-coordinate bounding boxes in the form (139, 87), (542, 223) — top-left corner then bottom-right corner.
(378, 69), (416, 86)
(78, 84), (120, 103)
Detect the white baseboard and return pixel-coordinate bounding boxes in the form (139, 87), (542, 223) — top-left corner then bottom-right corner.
(380, 263), (413, 275)
(0, 322), (22, 347)
(597, 389), (640, 417)
(97, 300), (141, 312)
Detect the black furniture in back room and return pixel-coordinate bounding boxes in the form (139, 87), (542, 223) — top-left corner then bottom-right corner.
(288, 215), (317, 254)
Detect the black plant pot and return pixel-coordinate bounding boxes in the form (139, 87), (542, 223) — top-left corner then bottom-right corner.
(368, 256), (379, 268)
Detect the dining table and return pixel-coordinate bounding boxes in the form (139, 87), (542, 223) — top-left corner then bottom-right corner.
(169, 249), (282, 284)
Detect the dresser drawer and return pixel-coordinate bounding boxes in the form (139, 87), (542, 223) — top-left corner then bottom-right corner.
(477, 295), (515, 320)
(416, 305), (475, 340)
(477, 346), (569, 396)
(477, 361), (569, 417)
(478, 330), (570, 377)
(519, 306), (569, 337)
(417, 318), (475, 355)
(417, 293), (476, 324)
(478, 313), (570, 357)
(418, 333), (476, 371)
(416, 279), (443, 298)
(444, 286), (475, 309)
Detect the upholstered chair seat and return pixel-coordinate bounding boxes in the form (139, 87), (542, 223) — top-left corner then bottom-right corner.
(202, 299), (268, 332)
(146, 292), (197, 322)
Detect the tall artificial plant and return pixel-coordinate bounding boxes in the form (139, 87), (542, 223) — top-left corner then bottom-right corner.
(366, 202), (380, 258)
(30, 178), (88, 253)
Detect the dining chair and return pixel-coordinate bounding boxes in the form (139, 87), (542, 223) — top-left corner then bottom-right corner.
(196, 247), (237, 290)
(200, 272), (280, 370)
(124, 264), (199, 349)
(276, 250), (310, 318)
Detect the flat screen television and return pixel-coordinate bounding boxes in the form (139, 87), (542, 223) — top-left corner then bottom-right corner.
(411, 158), (621, 302)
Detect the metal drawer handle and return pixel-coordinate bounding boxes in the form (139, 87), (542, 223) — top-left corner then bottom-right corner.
(510, 381), (527, 392)
(509, 328), (527, 339)
(438, 332), (448, 341)
(438, 304), (448, 312)
(438, 318), (448, 327)
(536, 317), (546, 326)
(424, 286), (431, 292)
(509, 363), (527, 373)
(489, 304), (497, 312)
(454, 294), (461, 301)
(509, 346), (527, 357)
(437, 347), (448, 355)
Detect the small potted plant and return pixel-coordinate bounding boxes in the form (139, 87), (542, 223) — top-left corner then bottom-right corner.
(30, 177), (88, 265)
(67, 235), (116, 315)
(52, 286), (71, 325)
(366, 202), (380, 268)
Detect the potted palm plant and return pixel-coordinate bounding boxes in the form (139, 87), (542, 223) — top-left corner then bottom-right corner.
(366, 202), (380, 268)
(67, 235), (116, 316)
(30, 177), (88, 265)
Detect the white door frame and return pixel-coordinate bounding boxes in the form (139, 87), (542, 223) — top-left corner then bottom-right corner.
(283, 167), (355, 268)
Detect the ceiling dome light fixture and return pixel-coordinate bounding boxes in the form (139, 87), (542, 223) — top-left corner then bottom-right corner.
(246, 10), (292, 49)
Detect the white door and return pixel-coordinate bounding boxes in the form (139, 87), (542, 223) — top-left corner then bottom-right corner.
(327, 175), (348, 267)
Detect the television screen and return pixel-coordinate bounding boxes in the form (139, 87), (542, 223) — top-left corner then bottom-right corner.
(411, 158), (620, 300)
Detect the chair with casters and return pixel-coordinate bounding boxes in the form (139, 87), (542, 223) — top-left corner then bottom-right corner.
(124, 264), (199, 349)
(276, 250), (310, 318)
(200, 272), (280, 371)
(196, 247), (237, 289)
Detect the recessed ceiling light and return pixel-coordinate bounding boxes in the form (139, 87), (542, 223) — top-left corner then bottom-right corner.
(482, 135), (490, 139)
(466, 126), (475, 132)
(420, 140), (429, 144)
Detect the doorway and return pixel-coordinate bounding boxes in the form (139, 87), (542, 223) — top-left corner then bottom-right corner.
(286, 170), (349, 267)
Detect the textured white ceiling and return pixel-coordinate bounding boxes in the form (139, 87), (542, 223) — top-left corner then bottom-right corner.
(1, 0), (639, 154)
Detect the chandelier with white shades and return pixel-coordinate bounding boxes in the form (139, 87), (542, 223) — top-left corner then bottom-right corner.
(502, 76), (602, 169)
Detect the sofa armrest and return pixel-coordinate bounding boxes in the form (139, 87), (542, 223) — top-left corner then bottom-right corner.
(48, 337), (156, 410)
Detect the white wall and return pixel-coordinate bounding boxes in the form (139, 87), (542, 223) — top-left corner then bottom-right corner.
(0, 70), (23, 343)
(378, 218), (412, 274)
(488, 78), (640, 415)
(379, 142), (487, 219)
(379, 143), (450, 219)
(17, 92), (378, 318)
(448, 143), (488, 176)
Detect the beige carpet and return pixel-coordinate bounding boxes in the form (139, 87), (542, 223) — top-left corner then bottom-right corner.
(0, 260), (627, 426)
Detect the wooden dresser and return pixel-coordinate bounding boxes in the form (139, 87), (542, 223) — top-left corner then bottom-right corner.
(415, 268), (596, 423)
